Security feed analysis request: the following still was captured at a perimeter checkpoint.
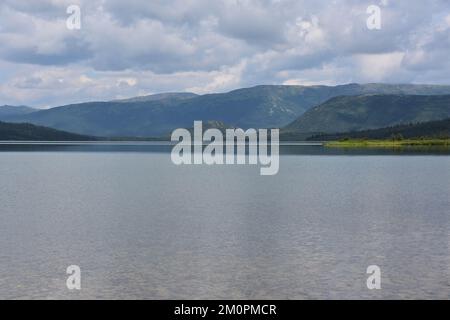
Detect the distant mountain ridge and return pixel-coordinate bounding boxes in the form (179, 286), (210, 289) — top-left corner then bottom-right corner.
(284, 94), (450, 136)
(3, 84), (450, 137)
(307, 118), (450, 141)
(112, 92), (198, 103)
(0, 105), (37, 117)
(0, 121), (96, 141)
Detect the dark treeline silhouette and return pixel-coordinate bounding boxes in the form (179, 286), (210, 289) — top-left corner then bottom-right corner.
(307, 118), (450, 141)
(0, 121), (97, 141)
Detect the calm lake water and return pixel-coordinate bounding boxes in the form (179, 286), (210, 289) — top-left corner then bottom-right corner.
(0, 143), (449, 299)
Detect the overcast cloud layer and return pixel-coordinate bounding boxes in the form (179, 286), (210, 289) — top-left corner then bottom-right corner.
(1, 0), (450, 108)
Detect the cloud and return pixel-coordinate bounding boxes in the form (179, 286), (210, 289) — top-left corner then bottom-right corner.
(0, 0), (450, 107)
(355, 52), (405, 81)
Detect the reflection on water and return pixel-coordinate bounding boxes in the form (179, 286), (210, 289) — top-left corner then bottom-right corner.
(0, 143), (449, 299)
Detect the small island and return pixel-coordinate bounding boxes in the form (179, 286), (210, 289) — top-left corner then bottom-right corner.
(306, 118), (450, 148)
(325, 138), (450, 148)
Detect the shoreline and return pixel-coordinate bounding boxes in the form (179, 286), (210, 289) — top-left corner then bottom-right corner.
(325, 139), (450, 148)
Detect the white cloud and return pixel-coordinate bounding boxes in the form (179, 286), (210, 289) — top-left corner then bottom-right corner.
(355, 52), (405, 81)
(0, 0), (450, 107)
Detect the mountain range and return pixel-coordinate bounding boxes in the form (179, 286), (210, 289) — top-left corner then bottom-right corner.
(0, 121), (96, 141)
(307, 118), (450, 141)
(283, 94), (450, 137)
(0, 105), (37, 117)
(2, 83), (450, 138)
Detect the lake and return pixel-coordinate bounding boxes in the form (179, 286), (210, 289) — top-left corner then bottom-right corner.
(0, 143), (449, 299)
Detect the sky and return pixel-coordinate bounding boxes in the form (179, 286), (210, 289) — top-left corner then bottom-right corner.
(0, 0), (450, 108)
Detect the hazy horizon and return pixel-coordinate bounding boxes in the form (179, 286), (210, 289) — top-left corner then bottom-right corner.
(4, 82), (450, 110)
